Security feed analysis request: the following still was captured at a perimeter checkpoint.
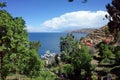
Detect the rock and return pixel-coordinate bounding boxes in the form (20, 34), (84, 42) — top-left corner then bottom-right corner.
(81, 25), (114, 46)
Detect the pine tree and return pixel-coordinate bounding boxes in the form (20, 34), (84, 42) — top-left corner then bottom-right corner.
(106, 0), (120, 42)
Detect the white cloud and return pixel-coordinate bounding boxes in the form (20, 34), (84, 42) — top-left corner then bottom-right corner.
(26, 26), (41, 32)
(26, 26), (50, 32)
(27, 10), (109, 32)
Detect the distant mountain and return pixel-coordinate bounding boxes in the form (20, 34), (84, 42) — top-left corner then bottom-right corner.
(66, 28), (96, 34)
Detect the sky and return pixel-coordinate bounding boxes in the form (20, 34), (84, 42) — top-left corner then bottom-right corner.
(2, 0), (111, 32)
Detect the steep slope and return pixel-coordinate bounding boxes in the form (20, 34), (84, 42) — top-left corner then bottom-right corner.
(81, 25), (114, 46)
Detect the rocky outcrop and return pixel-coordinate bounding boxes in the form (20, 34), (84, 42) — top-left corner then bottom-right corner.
(81, 25), (114, 46)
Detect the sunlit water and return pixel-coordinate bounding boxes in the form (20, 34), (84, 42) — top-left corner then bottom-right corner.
(28, 32), (87, 56)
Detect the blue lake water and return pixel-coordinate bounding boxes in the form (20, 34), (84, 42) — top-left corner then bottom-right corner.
(28, 32), (86, 56)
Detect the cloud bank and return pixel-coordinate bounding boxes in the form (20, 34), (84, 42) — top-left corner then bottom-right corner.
(27, 10), (108, 32)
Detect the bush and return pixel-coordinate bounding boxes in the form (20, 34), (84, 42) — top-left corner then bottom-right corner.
(100, 57), (111, 64)
(114, 46), (120, 53)
(32, 71), (57, 80)
(115, 51), (120, 63)
(61, 64), (74, 75)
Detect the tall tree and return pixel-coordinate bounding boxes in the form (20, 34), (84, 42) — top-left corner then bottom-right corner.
(106, 0), (120, 42)
(60, 34), (92, 79)
(60, 33), (74, 62)
(0, 7), (43, 80)
(71, 42), (92, 79)
(0, 4), (7, 78)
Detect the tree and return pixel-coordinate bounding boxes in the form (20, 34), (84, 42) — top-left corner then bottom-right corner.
(24, 41), (43, 78)
(1, 14), (30, 78)
(60, 34), (92, 79)
(60, 33), (74, 52)
(106, 0), (120, 42)
(29, 41), (41, 53)
(97, 42), (113, 58)
(60, 33), (74, 63)
(23, 49), (44, 78)
(115, 50), (120, 63)
(61, 64), (74, 78)
(0, 10), (16, 79)
(97, 42), (115, 64)
(0, 8), (43, 80)
(114, 46), (120, 64)
(0, 2), (6, 8)
(71, 43), (92, 79)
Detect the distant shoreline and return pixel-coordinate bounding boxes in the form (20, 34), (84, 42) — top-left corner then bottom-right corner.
(67, 28), (96, 34)
(28, 28), (96, 34)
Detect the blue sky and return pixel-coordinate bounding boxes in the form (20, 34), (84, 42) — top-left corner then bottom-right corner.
(3, 0), (111, 32)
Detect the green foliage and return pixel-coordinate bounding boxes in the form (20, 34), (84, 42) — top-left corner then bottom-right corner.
(114, 46), (120, 53)
(29, 41), (41, 52)
(98, 42), (116, 64)
(23, 49), (44, 78)
(115, 50), (120, 63)
(91, 72), (97, 80)
(108, 45), (115, 52)
(0, 9), (43, 79)
(60, 33), (74, 53)
(0, 10), (28, 79)
(71, 44), (92, 79)
(91, 64), (97, 71)
(61, 64), (74, 75)
(50, 66), (59, 74)
(33, 70), (57, 80)
(0, 2), (6, 8)
(98, 42), (113, 58)
(100, 57), (111, 64)
(102, 46), (113, 58)
(60, 34), (93, 79)
(60, 33), (74, 63)
(71, 44), (92, 72)
(114, 46), (120, 63)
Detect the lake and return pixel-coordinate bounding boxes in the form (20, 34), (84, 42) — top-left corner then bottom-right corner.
(28, 32), (86, 56)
